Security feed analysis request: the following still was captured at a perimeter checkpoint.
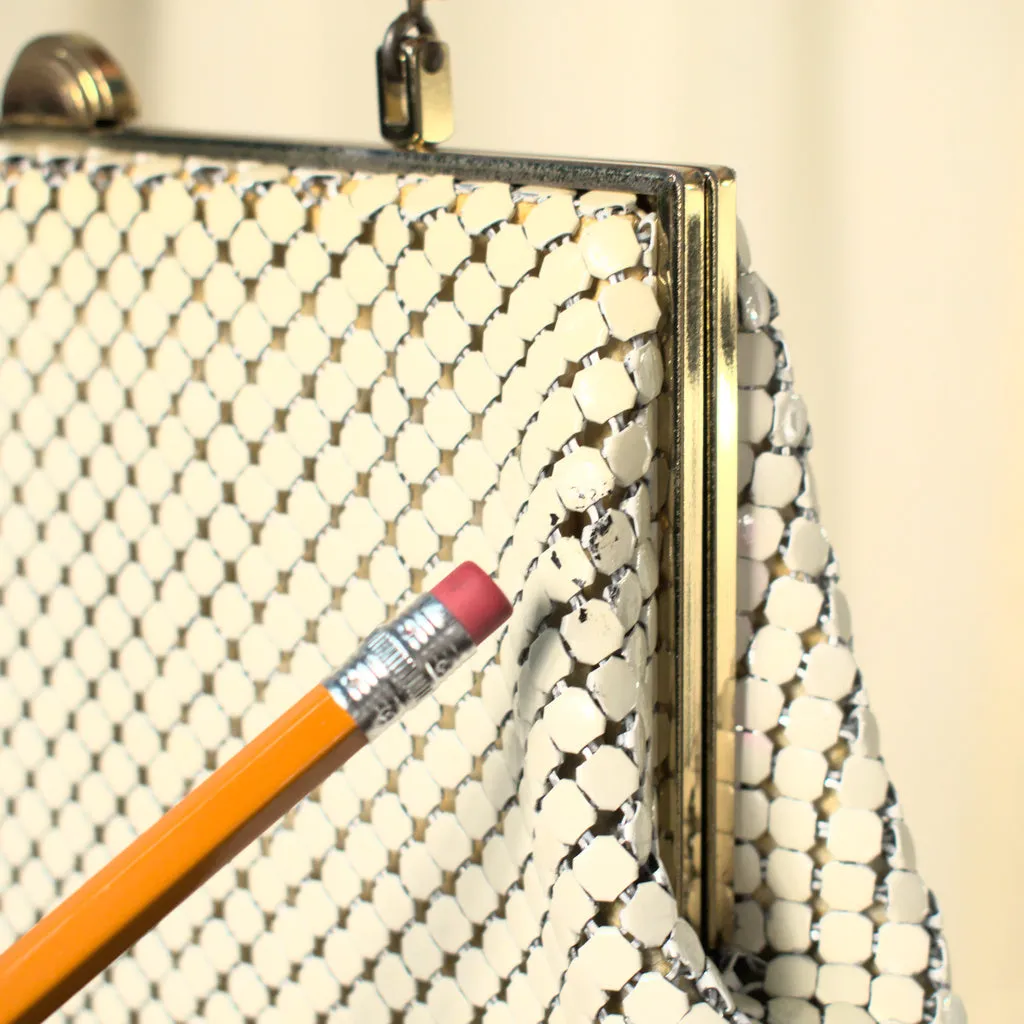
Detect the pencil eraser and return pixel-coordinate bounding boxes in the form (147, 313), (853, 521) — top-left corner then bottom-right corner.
(430, 562), (512, 646)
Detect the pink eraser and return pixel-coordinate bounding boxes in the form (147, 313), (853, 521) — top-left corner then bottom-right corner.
(431, 562), (512, 645)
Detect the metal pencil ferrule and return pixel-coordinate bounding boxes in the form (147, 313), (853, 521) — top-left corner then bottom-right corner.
(323, 593), (472, 740)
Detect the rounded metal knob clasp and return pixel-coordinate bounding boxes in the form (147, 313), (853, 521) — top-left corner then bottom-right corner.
(2, 34), (137, 130)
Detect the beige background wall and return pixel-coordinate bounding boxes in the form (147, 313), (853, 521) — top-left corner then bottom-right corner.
(2, 1), (1021, 1018)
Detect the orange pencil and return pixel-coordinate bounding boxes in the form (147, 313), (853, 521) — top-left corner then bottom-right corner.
(0, 563), (511, 1024)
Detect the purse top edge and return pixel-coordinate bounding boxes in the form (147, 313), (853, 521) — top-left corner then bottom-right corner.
(0, 126), (732, 201)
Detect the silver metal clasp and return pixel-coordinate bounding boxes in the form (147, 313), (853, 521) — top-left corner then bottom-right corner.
(377, 6), (453, 150)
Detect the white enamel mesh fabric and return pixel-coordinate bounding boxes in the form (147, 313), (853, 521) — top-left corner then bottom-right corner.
(0, 144), (962, 1024)
(721, 238), (964, 1024)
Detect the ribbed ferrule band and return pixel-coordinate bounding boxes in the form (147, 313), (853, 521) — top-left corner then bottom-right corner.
(322, 593), (474, 739)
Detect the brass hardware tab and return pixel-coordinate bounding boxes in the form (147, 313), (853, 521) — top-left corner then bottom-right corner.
(377, 9), (454, 150)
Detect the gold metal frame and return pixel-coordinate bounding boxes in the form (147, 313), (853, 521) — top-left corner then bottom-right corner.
(0, 35), (737, 945)
(667, 166), (737, 942)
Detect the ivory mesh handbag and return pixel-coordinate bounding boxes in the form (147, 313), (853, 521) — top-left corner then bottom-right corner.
(0, 25), (966, 1024)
